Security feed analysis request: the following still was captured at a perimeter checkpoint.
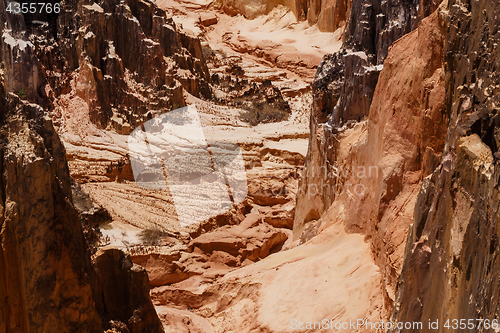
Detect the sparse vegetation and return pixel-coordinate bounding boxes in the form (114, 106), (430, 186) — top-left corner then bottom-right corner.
(235, 80), (292, 126)
(240, 104), (290, 126)
(99, 220), (113, 230)
(139, 226), (168, 246)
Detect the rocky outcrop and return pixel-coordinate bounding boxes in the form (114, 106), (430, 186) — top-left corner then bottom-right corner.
(216, 0), (284, 18)
(311, 0), (424, 126)
(215, 78), (292, 126)
(0, 0), (41, 102)
(216, 0), (305, 20)
(126, 181), (295, 288)
(213, 32), (320, 79)
(92, 248), (164, 333)
(72, 179), (112, 254)
(130, 213), (288, 288)
(295, 0), (437, 234)
(294, 0), (500, 327)
(303, 0), (352, 31)
(0, 75), (102, 332)
(294, 0), (448, 316)
(343, 0), (419, 64)
(216, 0), (351, 32)
(1, 0), (211, 135)
(0, 75), (163, 332)
(390, 0), (500, 329)
(189, 214), (288, 262)
(294, 0), (426, 239)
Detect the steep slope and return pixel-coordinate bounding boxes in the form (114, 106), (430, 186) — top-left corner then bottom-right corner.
(0, 72), (163, 332)
(391, 0), (500, 330)
(295, 0), (430, 237)
(293, 0), (448, 313)
(216, 0), (352, 32)
(0, 73), (102, 333)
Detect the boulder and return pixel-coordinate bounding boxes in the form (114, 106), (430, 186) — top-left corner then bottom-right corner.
(92, 248), (164, 333)
(199, 13), (218, 26)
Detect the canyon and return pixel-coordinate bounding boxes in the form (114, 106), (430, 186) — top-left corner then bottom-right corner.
(1, 0), (499, 332)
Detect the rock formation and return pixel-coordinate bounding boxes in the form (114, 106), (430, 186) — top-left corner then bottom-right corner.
(0, 71), (103, 333)
(304, 0), (352, 32)
(390, 0), (500, 329)
(5, 0), (500, 330)
(92, 248), (164, 333)
(295, 0), (439, 234)
(216, 0), (351, 32)
(294, 0), (500, 329)
(294, 0), (426, 243)
(0, 0), (337, 331)
(1, 0), (212, 135)
(0, 72), (163, 332)
(294, 0), (450, 317)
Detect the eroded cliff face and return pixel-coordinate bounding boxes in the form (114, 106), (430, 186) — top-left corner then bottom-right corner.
(304, 0), (351, 32)
(295, 0), (442, 229)
(1, 0), (211, 134)
(0, 0), (41, 102)
(294, 0), (450, 316)
(216, 0), (351, 32)
(295, 0), (431, 241)
(391, 0), (500, 330)
(297, 0), (500, 328)
(0, 73), (103, 333)
(0, 74), (163, 332)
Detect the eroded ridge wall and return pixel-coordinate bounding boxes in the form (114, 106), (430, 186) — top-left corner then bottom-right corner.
(216, 0), (352, 32)
(0, 75), (103, 332)
(0, 72), (165, 332)
(294, 0), (450, 315)
(295, 0), (437, 239)
(390, 0), (500, 330)
(294, 0), (444, 239)
(0, 0), (212, 134)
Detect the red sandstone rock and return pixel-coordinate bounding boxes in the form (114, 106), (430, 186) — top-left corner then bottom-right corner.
(391, 0), (500, 327)
(0, 79), (103, 333)
(92, 248), (164, 333)
(199, 13), (218, 27)
(294, 3), (448, 316)
(0, 75), (164, 333)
